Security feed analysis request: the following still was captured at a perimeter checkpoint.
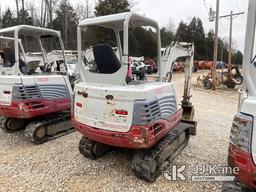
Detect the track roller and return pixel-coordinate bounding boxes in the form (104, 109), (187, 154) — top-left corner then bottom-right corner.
(25, 121), (48, 144)
(1, 117), (28, 133)
(24, 112), (74, 144)
(131, 125), (190, 182)
(0, 116), (3, 129)
(79, 136), (110, 160)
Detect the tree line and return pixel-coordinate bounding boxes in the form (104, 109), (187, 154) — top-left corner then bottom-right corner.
(173, 17), (243, 64)
(0, 0), (243, 64)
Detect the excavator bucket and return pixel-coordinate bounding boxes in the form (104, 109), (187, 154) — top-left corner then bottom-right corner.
(181, 104), (197, 136)
(182, 104), (194, 120)
(173, 43), (197, 136)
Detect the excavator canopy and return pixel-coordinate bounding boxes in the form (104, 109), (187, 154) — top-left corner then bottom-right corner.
(77, 12), (161, 85)
(0, 25), (65, 75)
(78, 12), (159, 31)
(0, 25), (61, 37)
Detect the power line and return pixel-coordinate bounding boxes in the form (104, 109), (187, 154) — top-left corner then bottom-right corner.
(219, 20), (227, 32)
(220, 11), (245, 65)
(203, 0), (214, 14)
(203, 0), (209, 10)
(212, 0), (220, 90)
(235, 0), (241, 12)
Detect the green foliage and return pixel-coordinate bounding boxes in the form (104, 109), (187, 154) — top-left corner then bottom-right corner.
(192, 18), (206, 60)
(175, 17), (243, 63)
(232, 50), (243, 64)
(87, 0), (157, 59)
(84, 0), (130, 50)
(2, 8), (15, 28)
(176, 21), (188, 42)
(0, 0), (243, 62)
(16, 9), (33, 25)
(52, 0), (78, 49)
(176, 17), (206, 60)
(2, 8), (33, 27)
(129, 28), (157, 58)
(205, 30), (214, 60)
(94, 0), (130, 16)
(160, 27), (174, 47)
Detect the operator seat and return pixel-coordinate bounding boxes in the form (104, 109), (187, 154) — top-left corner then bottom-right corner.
(93, 44), (121, 74)
(3, 47), (30, 74)
(3, 47), (15, 67)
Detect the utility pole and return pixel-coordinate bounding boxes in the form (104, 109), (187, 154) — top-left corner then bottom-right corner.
(212, 0), (220, 90)
(220, 41), (223, 62)
(220, 11), (245, 70)
(0, 5), (2, 29)
(65, 1), (68, 49)
(228, 11), (233, 68)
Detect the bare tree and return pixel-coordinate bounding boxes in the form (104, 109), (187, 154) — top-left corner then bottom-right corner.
(40, 0), (44, 26)
(15, 0), (19, 17)
(44, 0), (60, 28)
(64, 0), (68, 48)
(0, 5), (2, 29)
(75, 0), (92, 20)
(39, 0), (48, 27)
(44, 0), (53, 28)
(21, 0), (25, 23)
(43, 1), (47, 27)
(27, 1), (41, 26)
(167, 18), (175, 32)
(129, 0), (139, 11)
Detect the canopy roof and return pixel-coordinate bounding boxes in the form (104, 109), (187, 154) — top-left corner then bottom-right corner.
(0, 25), (60, 37)
(79, 12), (159, 31)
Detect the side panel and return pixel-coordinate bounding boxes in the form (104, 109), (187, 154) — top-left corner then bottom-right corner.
(21, 75), (71, 100)
(241, 96), (256, 165)
(0, 75), (72, 118)
(74, 82), (178, 133)
(153, 83), (177, 118)
(74, 84), (141, 133)
(0, 76), (22, 105)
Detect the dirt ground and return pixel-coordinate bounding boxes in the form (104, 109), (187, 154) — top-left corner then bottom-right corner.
(0, 70), (239, 192)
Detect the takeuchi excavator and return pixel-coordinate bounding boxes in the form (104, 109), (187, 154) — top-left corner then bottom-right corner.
(0, 25), (74, 144)
(72, 12), (197, 182)
(222, 0), (256, 191)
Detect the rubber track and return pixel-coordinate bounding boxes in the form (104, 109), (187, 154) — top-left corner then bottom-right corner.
(0, 116), (23, 133)
(79, 136), (97, 160)
(131, 124), (190, 182)
(25, 112), (74, 144)
(0, 116), (6, 131)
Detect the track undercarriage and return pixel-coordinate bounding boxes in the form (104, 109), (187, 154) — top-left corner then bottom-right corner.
(0, 112), (74, 144)
(78, 121), (195, 182)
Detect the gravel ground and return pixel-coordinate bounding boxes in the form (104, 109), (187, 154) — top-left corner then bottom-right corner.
(0, 71), (239, 192)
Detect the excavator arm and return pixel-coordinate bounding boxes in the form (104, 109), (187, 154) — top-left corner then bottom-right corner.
(160, 42), (194, 82)
(160, 42), (195, 122)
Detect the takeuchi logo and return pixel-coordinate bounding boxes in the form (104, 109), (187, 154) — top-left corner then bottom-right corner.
(36, 77), (49, 82)
(155, 87), (164, 94)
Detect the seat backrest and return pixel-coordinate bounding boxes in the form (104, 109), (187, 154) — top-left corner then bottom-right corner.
(93, 44), (121, 74)
(3, 47), (15, 67)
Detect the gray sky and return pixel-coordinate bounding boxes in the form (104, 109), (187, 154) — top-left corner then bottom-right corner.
(137, 0), (248, 52)
(0, 0), (248, 51)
